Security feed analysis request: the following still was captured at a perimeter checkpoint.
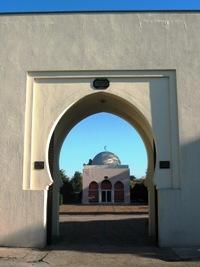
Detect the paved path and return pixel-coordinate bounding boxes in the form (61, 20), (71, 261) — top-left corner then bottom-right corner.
(1, 246), (200, 267)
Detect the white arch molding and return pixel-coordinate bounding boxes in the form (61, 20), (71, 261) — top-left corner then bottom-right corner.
(23, 70), (179, 245)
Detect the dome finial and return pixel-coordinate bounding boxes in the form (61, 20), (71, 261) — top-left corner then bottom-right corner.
(104, 145), (107, 151)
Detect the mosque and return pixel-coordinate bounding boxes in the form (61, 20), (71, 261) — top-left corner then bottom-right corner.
(82, 151), (130, 204)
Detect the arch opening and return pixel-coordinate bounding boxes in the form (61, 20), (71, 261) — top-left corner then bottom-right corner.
(88, 181), (99, 203)
(47, 92), (157, 245)
(101, 180), (112, 203)
(114, 181), (124, 203)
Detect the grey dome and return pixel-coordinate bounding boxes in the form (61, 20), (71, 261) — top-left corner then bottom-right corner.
(92, 151), (121, 166)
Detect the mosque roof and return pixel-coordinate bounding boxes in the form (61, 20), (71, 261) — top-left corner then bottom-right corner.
(92, 151), (121, 166)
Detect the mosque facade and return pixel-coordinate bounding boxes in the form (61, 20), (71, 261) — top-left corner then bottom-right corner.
(82, 151), (130, 204)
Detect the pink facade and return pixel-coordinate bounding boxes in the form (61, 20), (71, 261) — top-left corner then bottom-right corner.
(82, 152), (130, 204)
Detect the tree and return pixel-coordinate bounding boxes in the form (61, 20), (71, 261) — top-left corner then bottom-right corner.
(59, 169), (73, 203)
(59, 169), (70, 183)
(87, 159), (93, 165)
(70, 171), (82, 193)
(130, 175), (137, 188)
(59, 170), (83, 203)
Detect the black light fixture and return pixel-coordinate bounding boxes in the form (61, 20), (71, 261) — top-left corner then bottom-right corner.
(34, 161), (44, 170)
(159, 161), (170, 169)
(93, 78), (110, 89)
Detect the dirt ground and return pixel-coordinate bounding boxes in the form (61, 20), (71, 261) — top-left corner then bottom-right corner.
(59, 204), (149, 214)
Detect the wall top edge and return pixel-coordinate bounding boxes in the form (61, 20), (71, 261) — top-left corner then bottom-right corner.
(0, 11), (200, 17)
(27, 70), (176, 80)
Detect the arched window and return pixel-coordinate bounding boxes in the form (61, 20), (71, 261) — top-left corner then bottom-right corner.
(114, 181), (124, 203)
(88, 181), (99, 203)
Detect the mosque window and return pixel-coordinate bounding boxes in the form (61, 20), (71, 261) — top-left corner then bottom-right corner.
(114, 181), (124, 203)
(88, 181), (99, 203)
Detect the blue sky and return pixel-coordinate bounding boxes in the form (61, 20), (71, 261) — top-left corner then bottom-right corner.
(0, 0), (200, 13)
(60, 113), (147, 178)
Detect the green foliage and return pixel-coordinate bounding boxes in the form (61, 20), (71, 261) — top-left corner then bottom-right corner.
(130, 175), (136, 188)
(59, 170), (82, 203)
(70, 171), (82, 193)
(87, 159), (93, 165)
(59, 169), (74, 203)
(59, 169), (70, 183)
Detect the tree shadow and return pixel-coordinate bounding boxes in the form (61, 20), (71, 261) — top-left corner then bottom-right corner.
(47, 215), (179, 262)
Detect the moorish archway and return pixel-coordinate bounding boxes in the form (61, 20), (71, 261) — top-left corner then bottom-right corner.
(47, 91), (156, 242)
(23, 70), (178, 246)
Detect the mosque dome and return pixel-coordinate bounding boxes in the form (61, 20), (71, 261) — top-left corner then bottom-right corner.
(92, 151), (121, 166)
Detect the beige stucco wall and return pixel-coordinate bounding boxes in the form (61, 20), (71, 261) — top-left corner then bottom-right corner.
(1, 12), (200, 247)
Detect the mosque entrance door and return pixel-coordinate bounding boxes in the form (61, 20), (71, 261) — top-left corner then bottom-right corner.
(102, 190), (112, 203)
(101, 180), (112, 203)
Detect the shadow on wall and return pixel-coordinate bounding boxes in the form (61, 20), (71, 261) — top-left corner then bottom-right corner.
(179, 138), (200, 216)
(49, 216), (180, 262)
(1, 224), (46, 248)
(149, 75), (200, 247)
